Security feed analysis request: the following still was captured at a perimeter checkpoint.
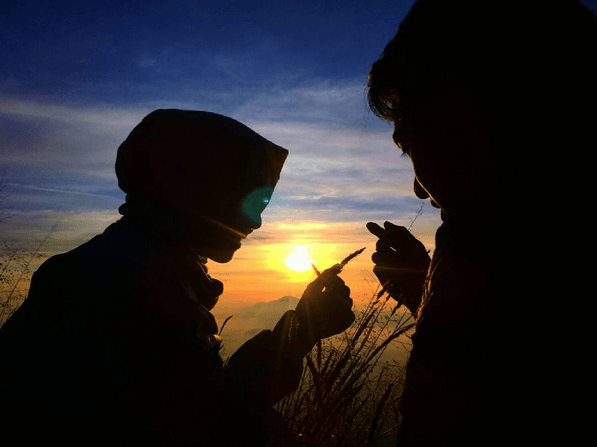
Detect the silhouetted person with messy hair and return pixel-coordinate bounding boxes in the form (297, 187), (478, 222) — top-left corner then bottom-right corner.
(366, 0), (596, 445)
(0, 110), (355, 446)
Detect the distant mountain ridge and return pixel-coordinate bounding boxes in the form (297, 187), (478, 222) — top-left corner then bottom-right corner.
(217, 296), (300, 355)
(235, 295), (299, 319)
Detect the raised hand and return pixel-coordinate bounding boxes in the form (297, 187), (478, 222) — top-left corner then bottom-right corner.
(294, 266), (355, 345)
(366, 221), (430, 315)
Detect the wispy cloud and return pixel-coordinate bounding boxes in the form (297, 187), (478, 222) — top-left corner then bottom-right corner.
(1, 99), (148, 175)
(1, 209), (120, 252)
(1, 83), (413, 214)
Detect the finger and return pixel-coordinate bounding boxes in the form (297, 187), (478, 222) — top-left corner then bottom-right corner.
(366, 222), (386, 239)
(319, 266), (345, 283)
(323, 280), (350, 299)
(371, 251), (399, 267)
(345, 309), (356, 325)
(325, 283), (351, 300)
(372, 265), (402, 282)
(330, 304), (355, 325)
(337, 308), (355, 326)
(383, 222), (415, 242)
(375, 238), (393, 252)
(326, 264), (343, 275)
(338, 308), (356, 329)
(319, 279), (351, 306)
(383, 221), (407, 232)
(321, 310), (355, 339)
(303, 274), (327, 297)
(345, 295), (354, 308)
(303, 268), (343, 298)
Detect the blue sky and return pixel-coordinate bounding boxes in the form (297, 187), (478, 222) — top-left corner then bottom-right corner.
(1, 1), (424, 234)
(1, 1), (407, 99)
(1, 0), (595, 303)
(1, 0), (414, 117)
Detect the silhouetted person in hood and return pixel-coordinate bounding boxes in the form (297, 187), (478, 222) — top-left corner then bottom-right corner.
(0, 110), (355, 446)
(366, 0), (595, 446)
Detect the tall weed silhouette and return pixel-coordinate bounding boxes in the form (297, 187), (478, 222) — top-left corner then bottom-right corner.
(270, 289), (414, 447)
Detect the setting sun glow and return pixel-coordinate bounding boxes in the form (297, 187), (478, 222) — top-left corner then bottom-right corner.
(284, 245), (314, 272)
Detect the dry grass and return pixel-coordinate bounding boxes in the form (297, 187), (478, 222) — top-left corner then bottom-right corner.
(0, 241), (48, 326)
(270, 290), (415, 447)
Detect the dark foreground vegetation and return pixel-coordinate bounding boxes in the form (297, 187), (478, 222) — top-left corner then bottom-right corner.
(269, 291), (414, 447)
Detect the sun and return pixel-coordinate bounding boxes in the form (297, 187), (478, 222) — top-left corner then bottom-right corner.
(284, 245), (314, 272)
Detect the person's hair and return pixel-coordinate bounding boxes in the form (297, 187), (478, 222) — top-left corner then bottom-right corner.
(368, 0), (596, 128)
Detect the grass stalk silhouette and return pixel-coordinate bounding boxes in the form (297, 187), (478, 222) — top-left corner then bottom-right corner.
(270, 288), (415, 447)
(0, 228), (54, 326)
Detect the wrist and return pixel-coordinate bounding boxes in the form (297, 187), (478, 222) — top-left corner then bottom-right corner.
(290, 311), (319, 357)
(273, 310), (319, 358)
(389, 278), (425, 315)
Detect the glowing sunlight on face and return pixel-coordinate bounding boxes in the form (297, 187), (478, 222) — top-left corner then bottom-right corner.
(284, 245), (314, 272)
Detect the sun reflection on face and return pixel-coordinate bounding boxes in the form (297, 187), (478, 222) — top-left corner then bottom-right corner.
(284, 245), (313, 272)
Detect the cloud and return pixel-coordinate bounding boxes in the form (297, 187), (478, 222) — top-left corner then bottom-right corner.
(0, 82), (441, 259)
(234, 82), (375, 129)
(1, 87), (413, 217)
(1, 182), (124, 213)
(1, 99), (148, 177)
(1, 98), (144, 129)
(239, 117), (420, 224)
(1, 209), (121, 253)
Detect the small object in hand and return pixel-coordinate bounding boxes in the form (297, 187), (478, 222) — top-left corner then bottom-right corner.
(339, 247), (366, 270)
(312, 247), (366, 276)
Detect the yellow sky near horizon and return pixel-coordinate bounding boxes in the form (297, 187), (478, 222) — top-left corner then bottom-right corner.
(210, 222), (377, 305)
(1, 211), (441, 313)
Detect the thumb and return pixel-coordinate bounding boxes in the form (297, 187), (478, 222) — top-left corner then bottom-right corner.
(302, 265), (342, 297)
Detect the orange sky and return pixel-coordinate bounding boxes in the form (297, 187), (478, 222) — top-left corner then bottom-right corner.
(194, 218), (439, 311)
(1, 212), (440, 313)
